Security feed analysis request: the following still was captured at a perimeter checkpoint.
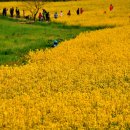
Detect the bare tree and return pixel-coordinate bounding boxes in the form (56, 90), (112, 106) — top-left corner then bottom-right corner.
(24, 0), (45, 21)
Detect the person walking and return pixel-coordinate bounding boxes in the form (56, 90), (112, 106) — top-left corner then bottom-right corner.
(23, 10), (25, 18)
(46, 12), (50, 22)
(76, 8), (80, 15)
(60, 11), (63, 17)
(54, 12), (58, 19)
(42, 9), (47, 21)
(38, 12), (42, 21)
(2, 8), (7, 16)
(10, 7), (14, 17)
(109, 4), (114, 11)
(80, 8), (83, 14)
(67, 10), (71, 16)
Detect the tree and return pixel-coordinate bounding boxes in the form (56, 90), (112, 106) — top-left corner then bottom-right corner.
(24, 0), (45, 21)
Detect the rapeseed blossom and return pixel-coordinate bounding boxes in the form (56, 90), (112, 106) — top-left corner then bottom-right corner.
(0, 0), (130, 129)
(0, 25), (130, 129)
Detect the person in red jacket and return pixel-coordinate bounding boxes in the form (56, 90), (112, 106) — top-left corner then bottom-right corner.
(109, 4), (114, 11)
(38, 12), (42, 21)
(80, 8), (84, 14)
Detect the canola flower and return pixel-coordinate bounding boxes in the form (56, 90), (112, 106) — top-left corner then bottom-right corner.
(0, 0), (130, 129)
(0, 24), (130, 129)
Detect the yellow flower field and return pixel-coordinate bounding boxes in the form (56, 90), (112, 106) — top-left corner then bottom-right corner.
(0, 0), (130, 129)
(0, 25), (130, 129)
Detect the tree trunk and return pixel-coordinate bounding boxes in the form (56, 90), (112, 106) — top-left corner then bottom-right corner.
(34, 14), (36, 21)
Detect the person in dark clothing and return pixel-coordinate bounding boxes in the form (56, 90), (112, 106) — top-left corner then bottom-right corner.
(52, 40), (58, 47)
(76, 8), (80, 15)
(67, 10), (71, 16)
(16, 7), (20, 18)
(2, 8), (7, 16)
(46, 12), (50, 22)
(25, 15), (30, 20)
(17, 9), (20, 18)
(10, 7), (14, 17)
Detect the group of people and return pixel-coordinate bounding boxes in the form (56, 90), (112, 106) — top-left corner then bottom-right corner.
(54, 11), (63, 19)
(2, 7), (84, 21)
(1, 4), (114, 21)
(76, 8), (84, 15)
(53, 8), (84, 19)
(2, 7), (20, 18)
(38, 9), (50, 22)
(39, 8), (84, 21)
